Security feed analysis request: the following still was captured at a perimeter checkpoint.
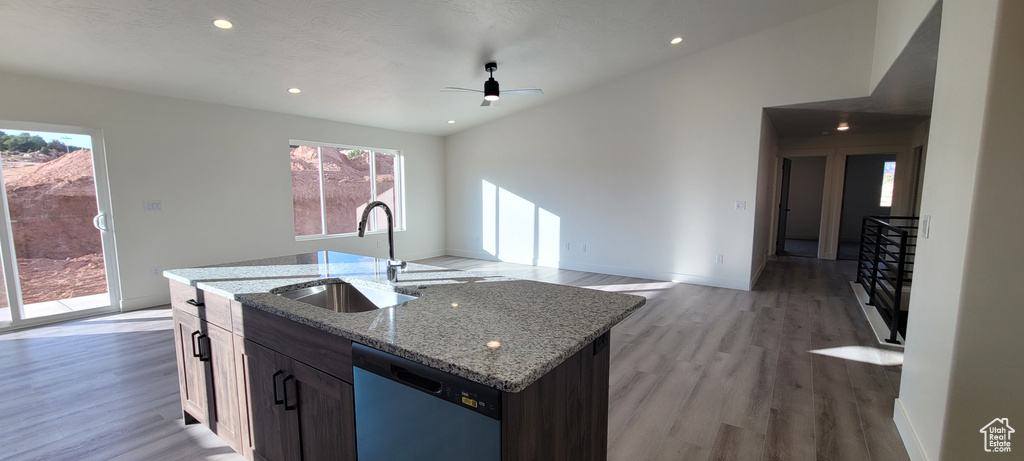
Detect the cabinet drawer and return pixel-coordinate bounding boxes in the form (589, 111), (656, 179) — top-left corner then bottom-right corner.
(170, 280), (232, 331)
(235, 304), (353, 383)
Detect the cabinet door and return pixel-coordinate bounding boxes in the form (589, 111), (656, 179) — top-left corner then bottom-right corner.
(173, 309), (210, 425)
(207, 323), (243, 452)
(288, 354), (357, 461)
(242, 340), (302, 461)
(239, 339), (357, 461)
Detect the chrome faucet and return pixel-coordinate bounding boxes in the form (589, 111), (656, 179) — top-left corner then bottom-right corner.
(358, 201), (406, 282)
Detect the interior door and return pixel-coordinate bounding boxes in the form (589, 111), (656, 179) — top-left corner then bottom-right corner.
(775, 158), (793, 254)
(0, 122), (120, 329)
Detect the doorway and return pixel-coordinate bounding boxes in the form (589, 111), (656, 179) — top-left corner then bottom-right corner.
(0, 123), (120, 329)
(776, 156), (827, 257)
(837, 153), (897, 260)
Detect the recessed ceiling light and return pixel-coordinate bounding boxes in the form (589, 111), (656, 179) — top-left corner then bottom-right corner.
(447, 120), (456, 124)
(837, 122), (850, 131)
(287, 88), (301, 94)
(671, 37), (684, 45)
(213, 19), (233, 29)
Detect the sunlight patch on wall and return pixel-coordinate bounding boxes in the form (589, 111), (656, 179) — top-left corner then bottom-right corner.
(482, 181), (497, 255)
(498, 187), (535, 265)
(481, 180), (561, 267)
(537, 208), (560, 267)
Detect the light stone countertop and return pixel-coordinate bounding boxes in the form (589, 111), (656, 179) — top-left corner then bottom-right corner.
(164, 251), (646, 393)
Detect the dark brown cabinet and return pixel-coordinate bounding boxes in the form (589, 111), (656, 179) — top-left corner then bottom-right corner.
(239, 339), (357, 461)
(170, 280), (611, 461)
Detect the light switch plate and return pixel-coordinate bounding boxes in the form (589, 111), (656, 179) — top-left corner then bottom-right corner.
(920, 215), (931, 239)
(734, 201), (746, 211)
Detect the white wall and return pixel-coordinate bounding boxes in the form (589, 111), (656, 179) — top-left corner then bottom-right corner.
(941, 2), (1024, 458)
(0, 71), (447, 309)
(445, 0), (877, 290)
(894, 1), (1009, 459)
(872, 0), (939, 90)
(784, 156), (826, 240)
(751, 112), (779, 284)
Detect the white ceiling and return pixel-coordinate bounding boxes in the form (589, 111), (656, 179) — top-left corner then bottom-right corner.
(2, 0), (851, 136)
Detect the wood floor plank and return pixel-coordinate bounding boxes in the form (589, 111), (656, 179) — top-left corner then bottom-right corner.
(813, 393), (871, 461)
(707, 423), (766, 461)
(761, 408), (816, 461)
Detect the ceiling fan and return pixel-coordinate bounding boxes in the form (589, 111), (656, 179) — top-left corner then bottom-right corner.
(443, 62), (543, 106)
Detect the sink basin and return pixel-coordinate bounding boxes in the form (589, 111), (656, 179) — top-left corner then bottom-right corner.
(276, 282), (417, 313)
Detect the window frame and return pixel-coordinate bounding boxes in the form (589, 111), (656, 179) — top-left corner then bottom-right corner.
(290, 139), (405, 241)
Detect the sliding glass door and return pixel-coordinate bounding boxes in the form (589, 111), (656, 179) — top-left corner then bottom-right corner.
(0, 122), (120, 329)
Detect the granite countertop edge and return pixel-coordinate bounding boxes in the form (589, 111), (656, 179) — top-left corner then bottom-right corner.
(235, 291), (644, 393)
(168, 253), (646, 393)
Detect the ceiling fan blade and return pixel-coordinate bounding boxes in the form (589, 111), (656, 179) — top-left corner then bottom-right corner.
(502, 88), (544, 95)
(443, 87), (483, 93)
(480, 99), (491, 107)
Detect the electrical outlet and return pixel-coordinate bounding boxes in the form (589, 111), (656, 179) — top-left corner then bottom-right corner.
(564, 243), (571, 251)
(150, 265), (160, 277)
(144, 201), (162, 212)
(734, 201), (746, 211)
(715, 254), (724, 264)
(377, 241), (382, 248)
(581, 243), (587, 252)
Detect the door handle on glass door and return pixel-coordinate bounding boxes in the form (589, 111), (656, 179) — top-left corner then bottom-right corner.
(92, 214), (108, 231)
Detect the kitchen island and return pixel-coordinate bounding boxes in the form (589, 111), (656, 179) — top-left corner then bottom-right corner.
(165, 251), (645, 460)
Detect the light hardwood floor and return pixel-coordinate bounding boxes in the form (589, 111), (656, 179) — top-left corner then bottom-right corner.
(0, 256), (909, 460)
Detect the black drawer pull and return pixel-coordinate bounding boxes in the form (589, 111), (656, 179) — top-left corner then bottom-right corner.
(282, 375), (297, 411)
(197, 334), (210, 362)
(186, 299), (205, 307)
(272, 371), (285, 405)
(191, 331), (202, 358)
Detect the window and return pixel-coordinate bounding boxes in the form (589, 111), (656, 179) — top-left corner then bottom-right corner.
(290, 141), (403, 238)
(879, 161), (896, 207)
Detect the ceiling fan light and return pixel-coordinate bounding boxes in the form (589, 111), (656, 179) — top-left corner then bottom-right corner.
(484, 77), (500, 101)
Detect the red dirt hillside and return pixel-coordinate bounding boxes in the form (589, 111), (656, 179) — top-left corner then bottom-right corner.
(2, 149), (107, 304)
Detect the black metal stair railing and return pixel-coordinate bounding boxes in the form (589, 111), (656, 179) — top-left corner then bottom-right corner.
(856, 216), (918, 344)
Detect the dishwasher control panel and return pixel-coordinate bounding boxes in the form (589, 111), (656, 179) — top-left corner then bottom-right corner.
(353, 343), (502, 420)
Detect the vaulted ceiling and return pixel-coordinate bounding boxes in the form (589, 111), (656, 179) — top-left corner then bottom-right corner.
(1, 0), (852, 135)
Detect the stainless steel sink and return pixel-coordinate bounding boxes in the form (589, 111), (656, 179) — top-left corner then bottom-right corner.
(276, 282), (417, 313)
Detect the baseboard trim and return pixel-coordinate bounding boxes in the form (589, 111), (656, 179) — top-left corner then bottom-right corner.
(750, 254), (769, 290)
(894, 398), (929, 461)
(400, 248), (448, 261)
(121, 294), (171, 311)
(849, 281), (905, 347)
(444, 249), (751, 290)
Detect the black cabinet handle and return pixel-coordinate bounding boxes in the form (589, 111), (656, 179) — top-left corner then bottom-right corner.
(197, 334), (210, 362)
(272, 371), (285, 405)
(191, 331), (202, 358)
(186, 299), (205, 307)
(282, 375), (297, 411)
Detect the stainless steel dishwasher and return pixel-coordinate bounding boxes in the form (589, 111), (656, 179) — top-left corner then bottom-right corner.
(352, 343), (502, 461)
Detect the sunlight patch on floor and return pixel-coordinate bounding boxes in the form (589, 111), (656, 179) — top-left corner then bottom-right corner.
(810, 345), (904, 366)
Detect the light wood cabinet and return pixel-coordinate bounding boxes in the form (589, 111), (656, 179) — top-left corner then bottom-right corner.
(170, 282), (243, 452)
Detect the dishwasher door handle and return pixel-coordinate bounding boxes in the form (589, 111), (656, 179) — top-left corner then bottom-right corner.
(391, 365), (442, 394)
